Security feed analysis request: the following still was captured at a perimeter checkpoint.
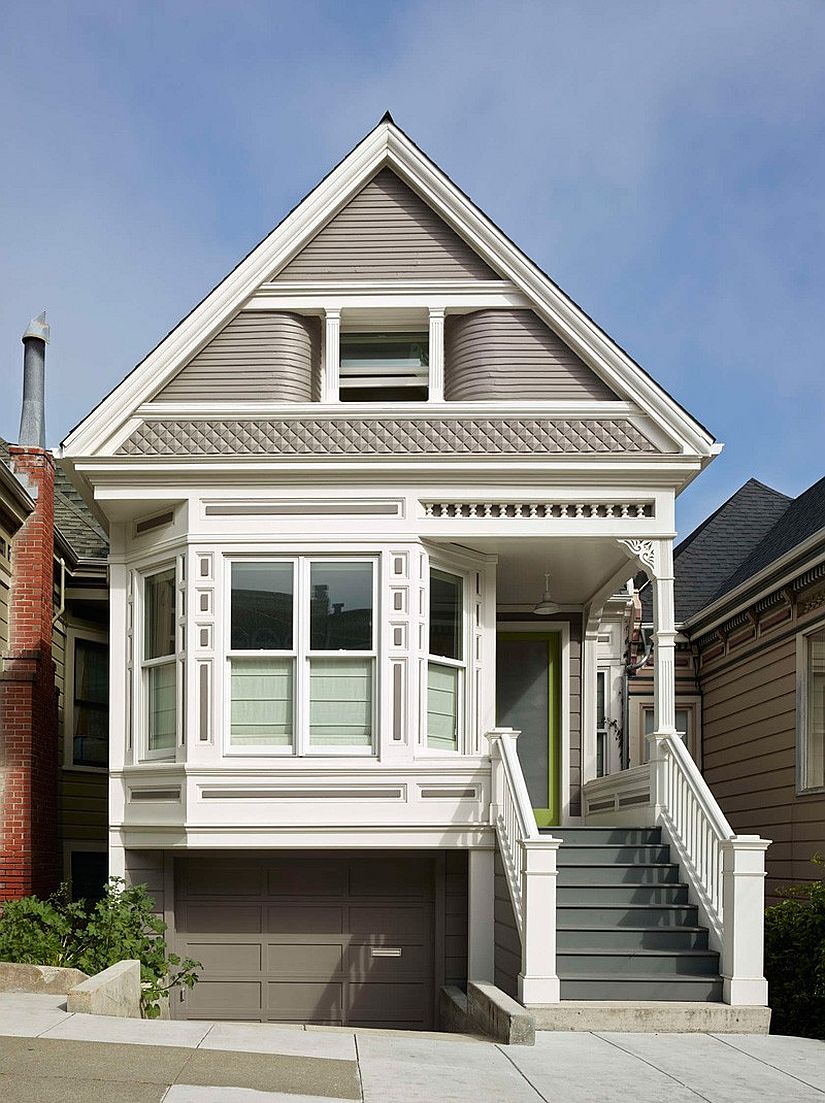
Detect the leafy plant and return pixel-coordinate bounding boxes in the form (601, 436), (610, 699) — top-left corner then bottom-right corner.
(764, 857), (825, 1038)
(0, 878), (200, 1018)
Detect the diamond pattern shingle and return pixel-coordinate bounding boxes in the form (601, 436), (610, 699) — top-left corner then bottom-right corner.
(117, 417), (659, 457)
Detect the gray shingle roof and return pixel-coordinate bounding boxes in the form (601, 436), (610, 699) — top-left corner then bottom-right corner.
(645, 475), (825, 626)
(641, 479), (792, 623)
(0, 437), (108, 562)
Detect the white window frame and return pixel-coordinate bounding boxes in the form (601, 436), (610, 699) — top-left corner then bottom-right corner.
(797, 620), (825, 795)
(139, 562), (179, 762)
(425, 564), (470, 754)
(633, 698), (700, 767)
(223, 554), (378, 758)
(64, 625), (109, 773)
(596, 668), (609, 778)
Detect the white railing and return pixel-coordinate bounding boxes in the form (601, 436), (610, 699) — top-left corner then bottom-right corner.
(653, 731), (770, 1005)
(656, 733), (730, 943)
(488, 727), (538, 936)
(488, 728), (560, 1004)
(583, 732), (770, 1006)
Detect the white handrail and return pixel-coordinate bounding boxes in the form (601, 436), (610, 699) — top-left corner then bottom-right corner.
(657, 731), (731, 943)
(488, 727), (538, 936)
(654, 731), (770, 1004)
(487, 727), (561, 1004)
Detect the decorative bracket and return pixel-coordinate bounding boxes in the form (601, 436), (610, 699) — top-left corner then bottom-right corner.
(617, 537), (657, 576)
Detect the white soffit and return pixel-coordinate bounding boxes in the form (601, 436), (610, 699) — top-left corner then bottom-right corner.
(61, 117), (716, 459)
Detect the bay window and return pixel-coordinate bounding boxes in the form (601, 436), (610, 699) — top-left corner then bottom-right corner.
(227, 557), (375, 754)
(427, 568), (464, 751)
(142, 567), (177, 755)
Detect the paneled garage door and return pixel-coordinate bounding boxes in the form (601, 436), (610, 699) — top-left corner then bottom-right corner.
(174, 851), (435, 1029)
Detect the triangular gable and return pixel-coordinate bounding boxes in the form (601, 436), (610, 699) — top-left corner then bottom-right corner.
(61, 116), (717, 458)
(273, 168), (497, 282)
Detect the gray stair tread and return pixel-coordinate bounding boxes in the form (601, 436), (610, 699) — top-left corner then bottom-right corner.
(557, 863), (679, 869)
(557, 925), (706, 932)
(559, 948), (716, 957)
(557, 902), (692, 909)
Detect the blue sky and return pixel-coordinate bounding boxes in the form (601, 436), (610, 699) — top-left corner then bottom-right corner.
(1, 0), (823, 536)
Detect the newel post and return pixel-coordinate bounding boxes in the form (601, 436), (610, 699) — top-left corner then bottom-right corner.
(518, 837), (561, 1005)
(720, 835), (770, 1006)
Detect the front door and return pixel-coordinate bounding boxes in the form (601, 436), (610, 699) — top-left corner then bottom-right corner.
(496, 633), (561, 825)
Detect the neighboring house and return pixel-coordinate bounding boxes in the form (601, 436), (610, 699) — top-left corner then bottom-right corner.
(0, 317), (109, 903)
(631, 476), (825, 901)
(60, 115), (769, 1028)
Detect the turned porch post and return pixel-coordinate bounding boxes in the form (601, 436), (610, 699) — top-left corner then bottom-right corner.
(618, 538), (676, 817)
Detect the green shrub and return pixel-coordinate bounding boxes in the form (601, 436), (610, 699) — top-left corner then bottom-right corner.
(764, 858), (825, 1038)
(0, 878), (200, 1017)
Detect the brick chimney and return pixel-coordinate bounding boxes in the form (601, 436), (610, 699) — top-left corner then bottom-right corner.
(0, 313), (59, 900)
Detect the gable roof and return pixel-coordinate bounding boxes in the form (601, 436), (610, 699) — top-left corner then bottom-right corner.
(274, 167), (497, 281)
(646, 474), (825, 626)
(61, 115), (718, 461)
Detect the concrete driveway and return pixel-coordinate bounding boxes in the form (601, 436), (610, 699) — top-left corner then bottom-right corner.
(0, 994), (823, 1102)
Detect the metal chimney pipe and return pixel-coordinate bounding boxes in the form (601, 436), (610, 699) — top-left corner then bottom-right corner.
(19, 311), (49, 448)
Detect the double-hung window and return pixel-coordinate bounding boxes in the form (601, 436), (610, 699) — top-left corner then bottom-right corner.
(427, 569), (464, 751)
(228, 558), (375, 754)
(142, 567), (177, 755)
(800, 625), (825, 792)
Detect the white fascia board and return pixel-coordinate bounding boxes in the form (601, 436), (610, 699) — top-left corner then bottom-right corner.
(74, 455), (703, 488)
(63, 119), (716, 461)
(136, 400), (637, 418)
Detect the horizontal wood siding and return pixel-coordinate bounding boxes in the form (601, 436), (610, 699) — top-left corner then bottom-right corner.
(701, 634), (825, 899)
(57, 620), (109, 875)
(275, 168), (497, 282)
(445, 310), (618, 402)
(493, 851), (520, 999)
(156, 312), (321, 402)
(444, 850), (468, 988)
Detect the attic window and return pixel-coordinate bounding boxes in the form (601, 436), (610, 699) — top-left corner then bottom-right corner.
(339, 332), (429, 402)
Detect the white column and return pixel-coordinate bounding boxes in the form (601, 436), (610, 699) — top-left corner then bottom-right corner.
(649, 538), (676, 819)
(467, 848), (495, 982)
(428, 308), (445, 401)
(581, 611), (601, 784)
(721, 835), (770, 1005)
(323, 308), (341, 402)
(518, 837), (561, 1004)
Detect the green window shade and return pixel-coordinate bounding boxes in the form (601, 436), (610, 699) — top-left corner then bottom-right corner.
(310, 658), (372, 747)
(427, 662), (459, 751)
(230, 658), (293, 747)
(148, 663), (176, 751)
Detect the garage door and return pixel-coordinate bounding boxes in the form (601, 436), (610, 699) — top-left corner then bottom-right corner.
(174, 851), (435, 1029)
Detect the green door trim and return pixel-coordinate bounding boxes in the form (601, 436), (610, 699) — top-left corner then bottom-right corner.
(497, 631), (561, 827)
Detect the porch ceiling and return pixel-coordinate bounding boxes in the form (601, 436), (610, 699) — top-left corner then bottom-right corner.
(457, 537), (632, 606)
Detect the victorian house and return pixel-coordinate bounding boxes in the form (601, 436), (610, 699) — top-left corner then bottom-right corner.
(59, 116), (770, 1030)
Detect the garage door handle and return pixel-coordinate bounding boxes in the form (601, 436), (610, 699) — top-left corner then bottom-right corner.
(370, 947), (402, 957)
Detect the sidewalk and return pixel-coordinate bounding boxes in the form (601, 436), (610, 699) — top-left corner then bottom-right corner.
(0, 994), (823, 1102)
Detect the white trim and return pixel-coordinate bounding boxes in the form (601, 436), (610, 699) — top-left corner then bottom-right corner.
(796, 618), (825, 795)
(496, 620), (572, 824)
(62, 119), (716, 460)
